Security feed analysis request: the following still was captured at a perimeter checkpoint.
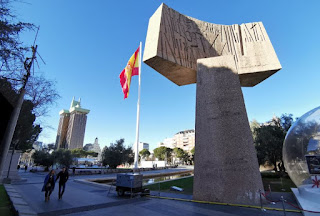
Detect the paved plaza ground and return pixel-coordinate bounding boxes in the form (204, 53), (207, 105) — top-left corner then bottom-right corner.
(4, 167), (303, 216)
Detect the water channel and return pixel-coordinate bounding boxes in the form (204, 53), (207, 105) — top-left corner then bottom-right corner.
(143, 173), (193, 185)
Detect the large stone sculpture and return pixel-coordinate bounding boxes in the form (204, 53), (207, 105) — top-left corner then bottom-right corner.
(143, 4), (281, 204)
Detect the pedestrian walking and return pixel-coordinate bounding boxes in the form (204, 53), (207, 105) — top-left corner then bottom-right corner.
(42, 170), (56, 202)
(56, 167), (69, 199)
(72, 167), (76, 175)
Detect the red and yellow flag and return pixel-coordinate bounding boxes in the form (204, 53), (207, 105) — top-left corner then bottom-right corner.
(119, 47), (140, 99)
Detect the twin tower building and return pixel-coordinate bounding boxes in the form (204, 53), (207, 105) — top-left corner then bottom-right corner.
(55, 97), (90, 149)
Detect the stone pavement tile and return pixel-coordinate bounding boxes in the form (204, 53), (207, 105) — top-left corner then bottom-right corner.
(20, 214), (37, 216)
(65, 198), (243, 216)
(37, 197), (149, 216)
(4, 184), (14, 188)
(4, 184), (38, 216)
(15, 204), (38, 215)
(10, 197), (28, 205)
(4, 185), (16, 192)
(7, 191), (22, 198)
(12, 180), (121, 214)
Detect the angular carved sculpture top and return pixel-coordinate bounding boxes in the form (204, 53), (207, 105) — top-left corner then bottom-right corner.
(143, 3), (281, 86)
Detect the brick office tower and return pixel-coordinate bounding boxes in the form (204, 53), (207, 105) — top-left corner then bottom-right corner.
(55, 97), (90, 150)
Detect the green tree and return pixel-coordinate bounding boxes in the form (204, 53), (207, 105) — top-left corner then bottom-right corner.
(12, 100), (42, 152)
(254, 114), (294, 171)
(71, 148), (88, 158)
(52, 149), (73, 168)
(173, 147), (189, 164)
(153, 146), (173, 163)
(101, 139), (133, 169)
(250, 119), (260, 141)
(191, 147), (195, 155)
(0, 79), (42, 152)
(32, 150), (53, 171)
(139, 149), (150, 160)
(190, 147), (195, 164)
(280, 113), (294, 133)
(87, 151), (98, 157)
(71, 148), (98, 158)
(47, 143), (55, 150)
(153, 146), (167, 160)
(255, 124), (284, 170)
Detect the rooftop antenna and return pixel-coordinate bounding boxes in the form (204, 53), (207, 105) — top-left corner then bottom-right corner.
(33, 26), (40, 47)
(33, 26), (46, 66)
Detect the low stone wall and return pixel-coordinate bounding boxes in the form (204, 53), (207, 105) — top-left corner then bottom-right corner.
(73, 165), (178, 175)
(29, 165), (179, 176)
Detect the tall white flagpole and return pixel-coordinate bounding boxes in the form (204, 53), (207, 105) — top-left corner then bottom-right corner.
(134, 42), (142, 169)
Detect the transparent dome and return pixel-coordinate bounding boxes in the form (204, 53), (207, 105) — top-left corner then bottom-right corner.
(283, 106), (320, 187)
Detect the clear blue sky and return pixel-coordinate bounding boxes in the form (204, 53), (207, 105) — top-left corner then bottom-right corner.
(12, 0), (320, 151)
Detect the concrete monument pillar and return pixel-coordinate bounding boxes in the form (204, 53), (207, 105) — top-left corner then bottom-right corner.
(0, 150), (21, 182)
(143, 3), (282, 204)
(194, 56), (263, 204)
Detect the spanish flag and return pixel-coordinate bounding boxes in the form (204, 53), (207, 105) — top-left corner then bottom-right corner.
(119, 47), (140, 99)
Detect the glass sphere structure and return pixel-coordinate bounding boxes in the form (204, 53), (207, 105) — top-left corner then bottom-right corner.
(283, 106), (320, 187)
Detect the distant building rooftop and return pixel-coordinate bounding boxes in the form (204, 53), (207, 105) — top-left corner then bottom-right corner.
(59, 97), (90, 115)
(175, 129), (195, 135)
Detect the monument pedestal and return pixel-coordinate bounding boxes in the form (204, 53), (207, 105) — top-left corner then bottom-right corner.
(0, 150), (21, 183)
(292, 185), (320, 216)
(193, 56), (264, 205)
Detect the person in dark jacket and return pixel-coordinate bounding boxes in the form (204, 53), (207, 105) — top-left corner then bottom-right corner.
(56, 167), (69, 199)
(42, 170), (56, 202)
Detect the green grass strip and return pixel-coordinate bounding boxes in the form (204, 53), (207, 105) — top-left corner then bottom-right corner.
(0, 185), (14, 216)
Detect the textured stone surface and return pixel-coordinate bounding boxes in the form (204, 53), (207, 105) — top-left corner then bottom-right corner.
(193, 56), (263, 205)
(0, 150), (21, 180)
(4, 184), (37, 216)
(143, 3), (281, 86)
(10, 196), (28, 205)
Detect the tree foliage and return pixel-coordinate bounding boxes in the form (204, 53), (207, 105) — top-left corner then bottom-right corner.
(0, 79), (41, 152)
(190, 147), (195, 164)
(173, 147), (189, 164)
(24, 75), (60, 117)
(101, 139), (133, 169)
(11, 100), (42, 152)
(153, 146), (173, 163)
(139, 149), (150, 159)
(71, 148), (98, 158)
(71, 148), (88, 158)
(47, 143), (55, 150)
(52, 149), (73, 168)
(191, 147), (195, 155)
(32, 150), (53, 170)
(253, 114), (294, 171)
